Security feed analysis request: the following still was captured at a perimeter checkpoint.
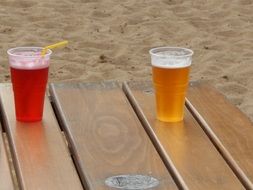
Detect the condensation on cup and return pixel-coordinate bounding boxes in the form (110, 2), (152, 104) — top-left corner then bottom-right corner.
(149, 47), (193, 122)
(7, 47), (52, 122)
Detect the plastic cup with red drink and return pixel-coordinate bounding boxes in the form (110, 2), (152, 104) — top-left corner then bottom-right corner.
(7, 47), (52, 122)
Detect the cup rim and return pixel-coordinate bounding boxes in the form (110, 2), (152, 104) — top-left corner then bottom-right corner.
(149, 46), (194, 58)
(7, 47), (52, 58)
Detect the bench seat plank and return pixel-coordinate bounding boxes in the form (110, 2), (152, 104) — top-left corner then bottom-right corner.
(123, 81), (244, 190)
(50, 82), (178, 190)
(186, 82), (253, 189)
(0, 84), (83, 190)
(0, 129), (15, 190)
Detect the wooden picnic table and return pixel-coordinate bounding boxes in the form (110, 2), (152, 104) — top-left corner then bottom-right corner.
(0, 81), (253, 190)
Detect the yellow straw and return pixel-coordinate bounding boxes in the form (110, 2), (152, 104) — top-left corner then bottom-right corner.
(41, 40), (68, 56)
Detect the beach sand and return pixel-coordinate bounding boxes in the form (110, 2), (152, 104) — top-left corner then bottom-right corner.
(0, 0), (253, 120)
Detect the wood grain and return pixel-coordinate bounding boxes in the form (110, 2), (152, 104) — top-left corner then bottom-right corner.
(0, 128), (15, 189)
(186, 81), (253, 189)
(49, 82), (178, 190)
(123, 81), (245, 190)
(0, 84), (83, 190)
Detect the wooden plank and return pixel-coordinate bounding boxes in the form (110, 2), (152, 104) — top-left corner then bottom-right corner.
(0, 84), (83, 190)
(49, 82), (179, 190)
(123, 81), (245, 190)
(0, 129), (15, 189)
(186, 81), (253, 189)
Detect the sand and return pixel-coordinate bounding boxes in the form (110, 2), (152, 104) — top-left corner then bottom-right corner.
(0, 0), (253, 120)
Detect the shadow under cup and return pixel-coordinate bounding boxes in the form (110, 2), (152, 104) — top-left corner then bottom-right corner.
(149, 47), (193, 122)
(7, 47), (52, 122)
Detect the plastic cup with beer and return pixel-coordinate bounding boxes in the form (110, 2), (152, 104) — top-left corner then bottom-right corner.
(149, 47), (193, 122)
(7, 41), (68, 122)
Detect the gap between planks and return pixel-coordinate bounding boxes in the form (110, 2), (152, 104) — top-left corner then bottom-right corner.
(122, 82), (188, 190)
(185, 98), (253, 190)
(48, 92), (90, 190)
(49, 95), (87, 189)
(2, 132), (19, 190)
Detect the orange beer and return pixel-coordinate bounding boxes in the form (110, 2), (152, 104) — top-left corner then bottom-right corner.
(150, 47), (193, 122)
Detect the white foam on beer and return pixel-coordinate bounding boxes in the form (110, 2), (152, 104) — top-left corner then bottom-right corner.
(8, 48), (51, 70)
(151, 50), (192, 69)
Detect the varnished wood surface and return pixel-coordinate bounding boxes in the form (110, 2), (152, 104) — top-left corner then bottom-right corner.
(0, 84), (83, 190)
(123, 81), (245, 190)
(0, 129), (15, 189)
(186, 82), (253, 189)
(50, 82), (178, 190)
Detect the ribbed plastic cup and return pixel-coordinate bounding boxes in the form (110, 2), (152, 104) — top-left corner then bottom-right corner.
(7, 47), (52, 122)
(150, 47), (193, 122)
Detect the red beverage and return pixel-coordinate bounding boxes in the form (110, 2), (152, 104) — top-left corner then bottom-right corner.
(11, 67), (49, 122)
